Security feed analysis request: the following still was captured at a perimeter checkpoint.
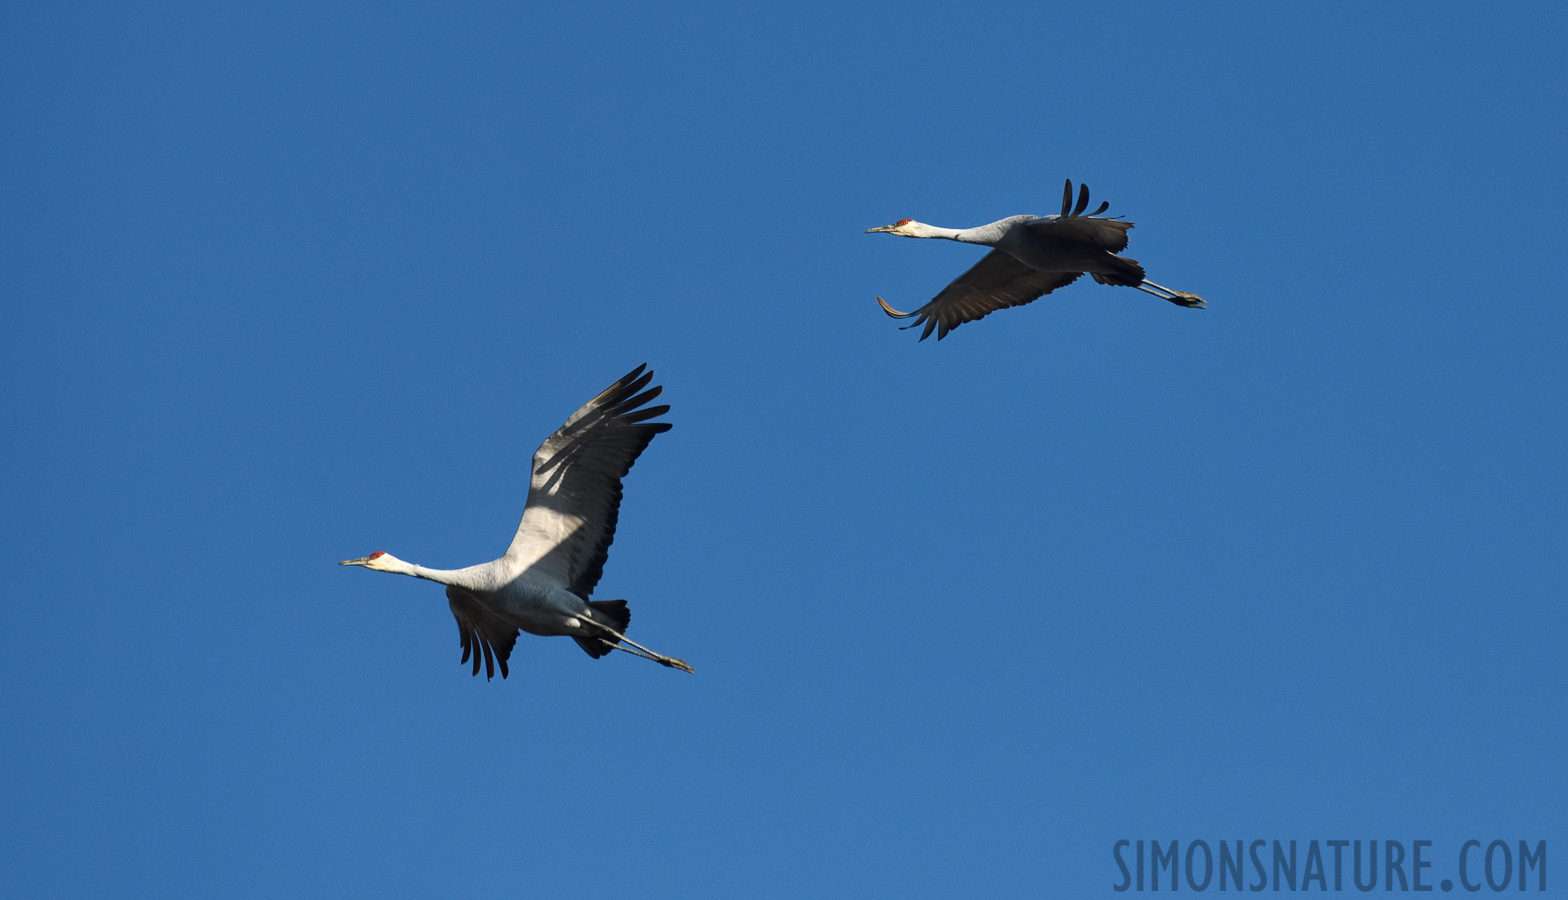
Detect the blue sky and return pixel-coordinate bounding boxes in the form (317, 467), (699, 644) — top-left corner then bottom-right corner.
(2, 2), (1564, 896)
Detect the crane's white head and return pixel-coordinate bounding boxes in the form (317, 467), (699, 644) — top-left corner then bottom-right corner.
(339, 550), (406, 572)
(865, 218), (922, 236)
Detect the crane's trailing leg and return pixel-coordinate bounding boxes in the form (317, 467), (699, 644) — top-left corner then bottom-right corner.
(578, 616), (694, 673)
(603, 642), (670, 664)
(1136, 280), (1206, 308)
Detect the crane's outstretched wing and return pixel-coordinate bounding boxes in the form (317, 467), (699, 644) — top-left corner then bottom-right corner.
(1027, 214), (1134, 253)
(503, 365), (672, 596)
(448, 585), (519, 680)
(1027, 180), (1135, 252)
(877, 249), (1083, 341)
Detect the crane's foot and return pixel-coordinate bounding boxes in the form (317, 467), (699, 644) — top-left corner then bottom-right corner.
(660, 656), (695, 673)
(1166, 291), (1205, 309)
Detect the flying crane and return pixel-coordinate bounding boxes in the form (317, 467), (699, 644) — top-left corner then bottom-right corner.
(867, 180), (1205, 341)
(340, 365), (692, 678)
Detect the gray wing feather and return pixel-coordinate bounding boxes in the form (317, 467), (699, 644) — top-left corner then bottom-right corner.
(503, 365), (672, 597)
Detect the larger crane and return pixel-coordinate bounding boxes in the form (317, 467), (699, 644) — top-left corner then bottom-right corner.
(340, 365), (692, 678)
(866, 180), (1205, 341)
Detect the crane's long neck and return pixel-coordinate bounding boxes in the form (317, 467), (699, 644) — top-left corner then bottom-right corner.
(906, 221), (1002, 245)
(373, 553), (470, 586)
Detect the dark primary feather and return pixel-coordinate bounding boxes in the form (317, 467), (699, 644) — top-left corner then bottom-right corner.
(1057, 179), (1116, 223)
(505, 365), (673, 598)
(448, 585), (519, 679)
(891, 249), (1083, 341)
(1062, 179), (1111, 218)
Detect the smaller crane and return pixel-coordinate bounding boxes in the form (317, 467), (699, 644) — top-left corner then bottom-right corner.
(340, 365), (692, 678)
(867, 180), (1205, 341)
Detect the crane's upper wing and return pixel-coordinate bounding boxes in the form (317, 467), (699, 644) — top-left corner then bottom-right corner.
(1029, 179), (1135, 252)
(503, 365), (672, 596)
(879, 249), (1083, 341)
(448, 585), (519, 680)
(1025, 214), (1135, 253)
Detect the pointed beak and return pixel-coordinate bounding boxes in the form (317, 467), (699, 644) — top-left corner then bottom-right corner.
(339, 556), (374, 566)
(865, 224), (896, 233)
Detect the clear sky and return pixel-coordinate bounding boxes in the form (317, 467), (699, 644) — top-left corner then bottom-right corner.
(2, 2), (1564, 897)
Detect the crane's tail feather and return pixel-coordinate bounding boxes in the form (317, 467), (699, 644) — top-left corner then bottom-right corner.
(876, 296), (917, 319)
(574, 599), (630, 659)
(1089, 255), (1146, 287)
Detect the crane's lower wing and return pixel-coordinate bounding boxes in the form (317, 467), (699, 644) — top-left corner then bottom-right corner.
(503, 365), (672, 596)
(447, 586), (519, 680)
(879, 249), (1083, 341)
